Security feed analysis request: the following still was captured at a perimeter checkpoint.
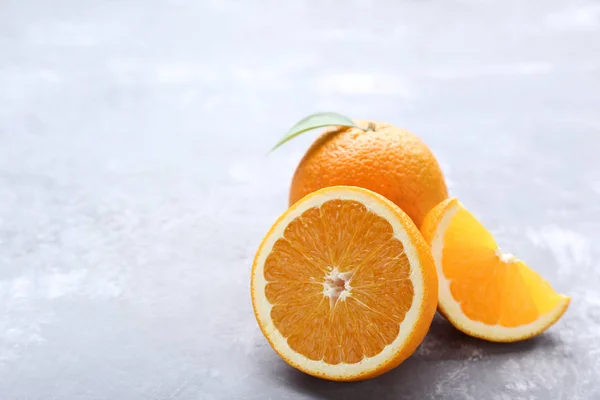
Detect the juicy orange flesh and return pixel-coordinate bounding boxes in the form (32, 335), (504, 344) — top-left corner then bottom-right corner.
(442, 206), (562, 327)
(264, 200), (414, 364)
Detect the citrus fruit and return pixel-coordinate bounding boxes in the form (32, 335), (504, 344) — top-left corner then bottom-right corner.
(421, 198), (570, 342)
(251, 186), (438, 381)
(289, 120), (448, 228)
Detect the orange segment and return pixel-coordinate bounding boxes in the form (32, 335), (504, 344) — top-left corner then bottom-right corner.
(251, 186), (438, 381)
(421, 198), (570, 342)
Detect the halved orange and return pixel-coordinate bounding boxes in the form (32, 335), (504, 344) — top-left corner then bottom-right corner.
(251, 186), (438, 381)
(421, 198), (570, 342)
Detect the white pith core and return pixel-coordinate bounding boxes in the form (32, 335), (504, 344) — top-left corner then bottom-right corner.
(323, 268), (353, 308)
(252, 187), (426, 378)
(495, 248), (518, 263)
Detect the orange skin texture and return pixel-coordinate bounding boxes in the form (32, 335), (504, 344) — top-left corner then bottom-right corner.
(289, 120), (449, 228)
(251, 186), (439, 381)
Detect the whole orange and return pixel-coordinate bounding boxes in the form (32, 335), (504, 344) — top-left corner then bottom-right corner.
(289, 120), (448, 228)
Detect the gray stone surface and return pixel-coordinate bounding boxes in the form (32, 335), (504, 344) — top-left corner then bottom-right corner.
(1, 0), (599, 398)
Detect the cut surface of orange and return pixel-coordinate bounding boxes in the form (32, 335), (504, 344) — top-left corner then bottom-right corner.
(421, 198), (570, 342)
(251, 186), (437, 381)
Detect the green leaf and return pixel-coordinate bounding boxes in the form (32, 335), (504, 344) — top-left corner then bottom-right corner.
(271, 112), (365, 151)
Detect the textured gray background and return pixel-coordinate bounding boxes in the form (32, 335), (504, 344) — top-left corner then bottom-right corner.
(1, 0), (600, 399)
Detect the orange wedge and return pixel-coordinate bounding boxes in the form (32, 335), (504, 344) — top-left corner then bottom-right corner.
(421, 198), (570, 342)
(251, 186), (438, 381)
